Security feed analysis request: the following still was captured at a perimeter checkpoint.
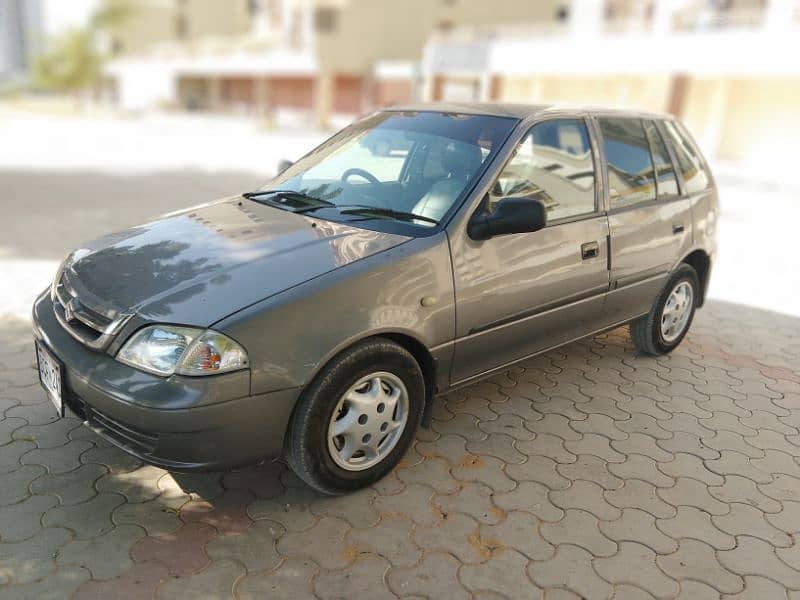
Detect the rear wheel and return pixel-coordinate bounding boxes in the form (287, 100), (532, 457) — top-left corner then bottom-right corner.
(631, 264), (699, 356)
(286, 338), (424, 495)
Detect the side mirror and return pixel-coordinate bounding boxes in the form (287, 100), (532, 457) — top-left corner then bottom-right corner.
(468, 197), (547, 241)
(277, 159), (293, 175)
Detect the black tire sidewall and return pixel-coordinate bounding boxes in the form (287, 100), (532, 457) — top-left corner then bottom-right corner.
(290, 340), (424, 494)
(650, 266), (699, 353)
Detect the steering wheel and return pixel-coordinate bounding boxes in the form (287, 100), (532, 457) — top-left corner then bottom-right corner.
(341, 168), (380, 185)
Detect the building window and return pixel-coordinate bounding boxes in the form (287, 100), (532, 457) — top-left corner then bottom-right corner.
(314, 7), (338, 32)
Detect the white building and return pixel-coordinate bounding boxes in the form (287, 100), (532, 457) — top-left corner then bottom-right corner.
(423, 0), (800, 168)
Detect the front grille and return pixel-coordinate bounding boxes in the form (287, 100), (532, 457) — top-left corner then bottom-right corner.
(52, 270), (130, 350)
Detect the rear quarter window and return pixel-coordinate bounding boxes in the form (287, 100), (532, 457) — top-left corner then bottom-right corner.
(662, 120), (712, 195)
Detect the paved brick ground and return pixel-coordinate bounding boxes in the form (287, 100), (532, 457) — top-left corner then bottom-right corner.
(2, 299), (800, 599)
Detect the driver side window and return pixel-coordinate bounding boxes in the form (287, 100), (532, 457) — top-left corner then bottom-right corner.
(486, 119), (596, 221)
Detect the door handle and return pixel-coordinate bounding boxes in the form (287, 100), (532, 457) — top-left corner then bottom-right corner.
(672, 222), (685, 234)
(581, 241), (599, 260)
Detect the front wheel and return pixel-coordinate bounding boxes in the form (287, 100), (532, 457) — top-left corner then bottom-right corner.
(631, 264), (699, 356)
(286, 338), (425, 495)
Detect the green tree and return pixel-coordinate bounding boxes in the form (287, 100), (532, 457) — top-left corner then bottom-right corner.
(33, 0), (131, 94)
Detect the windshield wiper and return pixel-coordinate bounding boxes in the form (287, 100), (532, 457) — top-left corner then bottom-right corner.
(242, 189), (335, 212)
(338, 206), (439, 225)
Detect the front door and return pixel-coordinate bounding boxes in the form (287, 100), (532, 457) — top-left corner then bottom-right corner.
(596, 117), (693, 324)
(449, 117), (610, 384)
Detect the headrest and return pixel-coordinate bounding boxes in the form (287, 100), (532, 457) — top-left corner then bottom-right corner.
(441, 142), (483, 179)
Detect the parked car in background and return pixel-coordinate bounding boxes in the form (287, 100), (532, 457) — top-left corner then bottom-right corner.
(33, 103), (717, 494)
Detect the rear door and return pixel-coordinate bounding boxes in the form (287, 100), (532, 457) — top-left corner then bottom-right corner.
(597, 116), (693, 324)
(449, 116), (610, 384)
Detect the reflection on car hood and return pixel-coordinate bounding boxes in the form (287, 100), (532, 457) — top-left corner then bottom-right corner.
(64, 198), (410, 326)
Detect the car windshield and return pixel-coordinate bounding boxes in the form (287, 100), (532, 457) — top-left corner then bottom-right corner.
(257, 111), (517, 232)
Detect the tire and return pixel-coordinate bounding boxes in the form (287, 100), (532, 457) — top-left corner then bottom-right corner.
(631, 264), (699, 356)
(286, 337), (425, 495)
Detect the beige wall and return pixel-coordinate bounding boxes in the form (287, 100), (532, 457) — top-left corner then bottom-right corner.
(317, 0), (564, 75)
(716, 78), (800, 166)
(500, 75), (672, 114)
(110, 0), (252, 55)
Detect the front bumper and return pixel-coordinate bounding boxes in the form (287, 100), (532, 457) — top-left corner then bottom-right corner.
(32, 291), (299, 472)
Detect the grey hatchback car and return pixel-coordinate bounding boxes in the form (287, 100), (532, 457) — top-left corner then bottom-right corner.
(32, 103), (717, 494)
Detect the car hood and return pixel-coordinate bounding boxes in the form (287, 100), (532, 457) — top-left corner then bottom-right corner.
(64, 198), (410, 326)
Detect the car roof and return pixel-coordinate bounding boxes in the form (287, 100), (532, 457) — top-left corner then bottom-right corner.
(385, 102), (672, 121)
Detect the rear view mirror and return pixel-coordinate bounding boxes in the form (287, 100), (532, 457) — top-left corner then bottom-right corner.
(277, 159), (293, 175)
(468, 197), (547, 241)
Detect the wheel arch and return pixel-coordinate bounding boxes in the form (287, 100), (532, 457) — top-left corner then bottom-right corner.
(282, 330), (438, 454)
(680, 248), (712, 307)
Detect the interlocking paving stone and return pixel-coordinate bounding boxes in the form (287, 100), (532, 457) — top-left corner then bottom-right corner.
(478, 510), (555, 561)
(29, 463), (106, 506)
(111, 498), (184, 536)
(95, 465), (166, 504)
(718, 536), (800, 589)
(413, 511), (487, 564)
(156, 557), (244, 599)
(606, 480), (677, 519)
(657, 506), (736, 550)
(492, 480), (563, 522)
(74, 561), (169, 600)
(0, 526), (72, 584)
(130, 522), (215, 576)
(56, 524), (145, 580)
(434, 482), (506, 525)
(79, 445), (144, 473)
(527, 544), (613, 599)
(712, 502), (793, 547)
(595, 541), (679, 599)
(43, 492), (125, 539)
(4, 303), (800, 598)
(657, 538), (745, 594)
(0, 565), (91, 600)
(550, 480), (621, 520)
(235, 556), (318, 599)
(346, 514), (419, 568)
(658, 477), (732, 515)
(506, 455), (572, 490)
(386, 551), (469, 599)
(277, 516), (355, 570)
(373, 483), (441, 526)
(21, 439), (93, 475)
(0, 494), (59, 542)
(0, 417), (27, 445)
(396, 456), (460, 493)
(314, 553), (396, 600)
(460, 548), (540, 598)
(540, 509), (618, 557)
(0, 464), (45, 506)
(451, 453), (516, 491)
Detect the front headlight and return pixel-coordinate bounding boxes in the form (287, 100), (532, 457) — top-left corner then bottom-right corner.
(117, 325), (248, 377)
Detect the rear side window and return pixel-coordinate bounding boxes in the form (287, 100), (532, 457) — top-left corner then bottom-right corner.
(487, 118), (596, 221)
(644, 121), (679, 199)
(598, 118), (656, 209)
(662, 120), (711, 194)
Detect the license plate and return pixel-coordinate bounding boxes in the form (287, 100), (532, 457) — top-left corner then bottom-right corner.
(36, 340), (64, 417)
